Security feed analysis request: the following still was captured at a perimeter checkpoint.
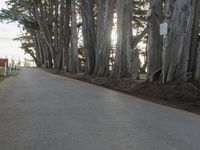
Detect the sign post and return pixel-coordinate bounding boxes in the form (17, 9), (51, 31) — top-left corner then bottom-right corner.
(160, 22), (168, 83)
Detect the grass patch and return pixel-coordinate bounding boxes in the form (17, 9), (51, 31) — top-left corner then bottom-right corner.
(0, 67), (4, 81)
(0, 67), (4, 76)
(0, 76), (3, 81)
(0, 67), (20, 82)
(139, 73), (147, 80)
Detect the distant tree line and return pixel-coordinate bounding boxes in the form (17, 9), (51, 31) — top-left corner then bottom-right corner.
(0, 0), (200, 83)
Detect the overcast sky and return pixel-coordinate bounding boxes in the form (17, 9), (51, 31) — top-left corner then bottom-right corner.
(0, 0), (29, 61)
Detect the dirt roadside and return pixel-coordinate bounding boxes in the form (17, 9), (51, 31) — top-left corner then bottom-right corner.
(45, 69), (200, 114)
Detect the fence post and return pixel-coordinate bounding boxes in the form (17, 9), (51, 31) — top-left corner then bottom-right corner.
(4, 62), (7, 77)
(9, 64), (11, 73)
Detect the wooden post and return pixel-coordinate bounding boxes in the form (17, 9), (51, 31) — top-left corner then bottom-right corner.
(4, 62), (7, 77)
(160, 22), (168, 83)
(9, 64), (11, 73)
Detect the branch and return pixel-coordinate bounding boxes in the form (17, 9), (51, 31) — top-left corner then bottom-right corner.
(133, 26), (149, 47)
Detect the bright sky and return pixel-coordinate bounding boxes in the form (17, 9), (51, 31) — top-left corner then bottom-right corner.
(0, 0), (30, 63)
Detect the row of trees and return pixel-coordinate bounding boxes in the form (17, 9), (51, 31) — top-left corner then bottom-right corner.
(0, 0), (200, 83)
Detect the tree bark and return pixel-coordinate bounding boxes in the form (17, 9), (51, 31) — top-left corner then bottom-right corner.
(95, 0), (115, 76)
(112, 0), (133, 78)
(195, 44), (200, 80)
(147, 0), (163, 80)
(163, 0), (199, 82)
(69, 0), (79, 73)
(62, 0), (71, 71)
(33, 1), (54, 68)
(81, 0), (96, 74)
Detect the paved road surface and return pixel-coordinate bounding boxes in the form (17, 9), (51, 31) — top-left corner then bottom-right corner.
(0, 68), (200, 150)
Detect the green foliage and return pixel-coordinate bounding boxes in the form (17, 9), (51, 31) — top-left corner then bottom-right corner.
(0, 0), (39, 30)
(133, 0), (148, 28)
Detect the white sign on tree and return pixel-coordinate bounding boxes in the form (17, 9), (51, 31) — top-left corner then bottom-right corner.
(160, 22), (168, 36)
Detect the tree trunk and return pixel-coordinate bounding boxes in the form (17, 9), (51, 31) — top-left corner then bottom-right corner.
(112, 0), (133, 78)
(69, 0), (79, 73)
(195, 44), (200, 80)
(147, 0), (163, 80)
(81, 0), (96, 74)
(33, 32), (43, 67)
(163, 0), (199, 83)
(95, 0), (115, 76)
(33, 1), (54, 68)
(62, 0), (71, 71)
(53, 0), (62, 70)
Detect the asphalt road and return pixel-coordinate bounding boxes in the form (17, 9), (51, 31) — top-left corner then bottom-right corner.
(0, 68), (200, 150)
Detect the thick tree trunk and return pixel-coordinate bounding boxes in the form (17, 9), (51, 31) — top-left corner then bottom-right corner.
(69, 0), (79, 73)
(81, 0), (96, 74)
(195, 44), (200, 80)
(163, 0), (199, 83)
(62, 0), (71, 71)
(189, 1), (200, 76)
(147, 0), (163, 80)
(53, 0), (62, 70)
(112, 0), (133, 78)
(33, 32), (43, 67)
(40, 34), (53, 68)
(95, 0), (115, 76)
(33, 2), (54, 68)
